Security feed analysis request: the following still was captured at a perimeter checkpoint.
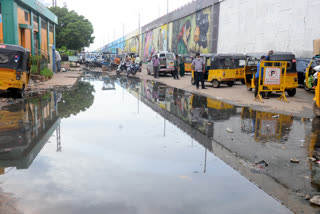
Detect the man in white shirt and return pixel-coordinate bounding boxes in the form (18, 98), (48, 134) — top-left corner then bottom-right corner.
(55, 50), (61, 72)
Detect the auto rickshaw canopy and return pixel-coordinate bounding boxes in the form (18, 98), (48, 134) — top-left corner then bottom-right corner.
(0, 44), (30, 72)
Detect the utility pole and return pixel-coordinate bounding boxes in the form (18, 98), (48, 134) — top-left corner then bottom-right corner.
(138, 13), (140, 55)
(166, 0), (169, 52)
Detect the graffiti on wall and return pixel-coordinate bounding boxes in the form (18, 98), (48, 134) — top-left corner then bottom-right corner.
(104, 7), (213, 60)
(172, 7), (211, 55)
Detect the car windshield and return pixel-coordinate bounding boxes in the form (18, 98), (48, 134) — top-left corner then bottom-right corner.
(166, 54), (174, 60)
(312, 59), (320, 66)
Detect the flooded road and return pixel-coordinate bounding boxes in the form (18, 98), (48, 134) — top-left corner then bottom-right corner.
(1, 72), (317, 213)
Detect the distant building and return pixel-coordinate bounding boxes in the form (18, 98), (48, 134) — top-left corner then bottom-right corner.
(0, 0), (58, 57)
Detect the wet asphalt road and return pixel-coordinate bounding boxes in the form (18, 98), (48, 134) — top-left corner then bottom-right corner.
(1, 72), (319, 213)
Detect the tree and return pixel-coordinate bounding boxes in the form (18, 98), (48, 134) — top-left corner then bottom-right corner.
(49, 7), (95, 51)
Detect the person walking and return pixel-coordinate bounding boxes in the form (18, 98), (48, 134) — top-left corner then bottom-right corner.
(55, 50), (61, 72)
(254, 50), (273, 99)
(173, 54), (180, 79)
(152, 55), (160, 78)
(179, 57), (185, 77)
(192, 53), (205, 89)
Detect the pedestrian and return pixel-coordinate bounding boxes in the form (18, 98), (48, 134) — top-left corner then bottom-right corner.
(173, 54), (180, 79)
(191, 53), (206, 89)
(179, 56), (185, 77)
(152, 55), (160, 78)
(55, 50), (61, 72)
(255, 50), (273, 99)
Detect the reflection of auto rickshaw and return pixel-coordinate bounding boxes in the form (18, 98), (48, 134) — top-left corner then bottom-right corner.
(179, 54), (194, 72)
(244, 52), (298, 97)
(192, 54), (237, 88)
(0, 103), (29, 153)
(233, 54), (246, 84)
(0, 44), (31, 98)
(304, 56), (320, 91)
(241, 107), (293, 142)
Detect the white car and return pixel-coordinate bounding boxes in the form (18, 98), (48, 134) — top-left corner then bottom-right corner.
(147, 51), (175, 76)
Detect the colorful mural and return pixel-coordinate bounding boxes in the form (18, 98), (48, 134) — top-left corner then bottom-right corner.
(102, 6), (212, 60)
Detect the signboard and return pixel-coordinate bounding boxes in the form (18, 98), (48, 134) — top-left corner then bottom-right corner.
(264, 67), (281, 85)
(68, 56), (78, 62)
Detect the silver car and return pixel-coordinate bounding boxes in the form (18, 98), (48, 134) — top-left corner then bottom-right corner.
(147, 51), (175, 76)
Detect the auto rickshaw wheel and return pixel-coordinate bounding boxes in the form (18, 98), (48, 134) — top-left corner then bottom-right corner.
(227, 82), (234, 87)
(314, 102), (320, 117)
(191, 78), (195, 85)
(17, 86), (25, 99)
(212, 80), (220, 88)
(241, 80), (245, 85)
(247, 87), (252, 91)
(304, 82), (310, 91)
(287, 88), (296, 97)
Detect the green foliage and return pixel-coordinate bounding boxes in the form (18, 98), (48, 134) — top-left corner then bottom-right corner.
(40, 68), (53, 78)
(57, 46), (76, 56)
(49, 7), (95, 51)
(31, 65), (38, 74)
(31, 56), (41, 65)
(58, 81), (95, 118)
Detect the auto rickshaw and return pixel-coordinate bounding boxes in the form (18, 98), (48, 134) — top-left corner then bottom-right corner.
(244, 52), (298, 97)
(191, 54), (236, 88)
(178, 54), (194, 73)
(304, 56), (320, 91)
(313, 73), (320, 117)
(232, 54), (246, 84)
(0, 44), (31, 98)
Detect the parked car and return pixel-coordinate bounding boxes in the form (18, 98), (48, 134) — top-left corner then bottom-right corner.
(296, 58), (312, 86)
(147, 51), (175, 76)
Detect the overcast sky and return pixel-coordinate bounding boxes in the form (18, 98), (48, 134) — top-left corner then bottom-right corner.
(41, 0), (192, 51)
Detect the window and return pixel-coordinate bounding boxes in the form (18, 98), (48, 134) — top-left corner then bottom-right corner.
(49, 23), (54, 32)
(41, 20), (47, 29)
(24, 11), (29, 22)
(184, 57), (193, 63)
(166, 54), (174, 60)
(33, 15), (38, 23)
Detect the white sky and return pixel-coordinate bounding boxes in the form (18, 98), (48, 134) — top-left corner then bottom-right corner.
(41, 0), (192, 51)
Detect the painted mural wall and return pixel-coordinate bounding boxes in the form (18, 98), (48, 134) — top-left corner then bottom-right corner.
(103, 6), (213, 60)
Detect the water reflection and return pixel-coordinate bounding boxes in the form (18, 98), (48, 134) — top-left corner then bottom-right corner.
(0, 92), (60, 172)
(112, 75), (320, 213)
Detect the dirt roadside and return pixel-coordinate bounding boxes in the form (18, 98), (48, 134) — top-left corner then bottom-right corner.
(0, 68), (83, 110)
(111, 65), (314, 118)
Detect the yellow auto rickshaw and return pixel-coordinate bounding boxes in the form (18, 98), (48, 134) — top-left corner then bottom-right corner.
(232, 54), (246, 84)
(179, 54), (194, 73)
(0, 44), (31, 98)
(304, 56), (320, 91)
(314, 73), (320, 117)
(191, 54), (236, 88)
(244, 52), (298, 97)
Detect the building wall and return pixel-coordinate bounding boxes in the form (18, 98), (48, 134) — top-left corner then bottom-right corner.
(217, 0), (320, 57)
(17, 7), (31, 50)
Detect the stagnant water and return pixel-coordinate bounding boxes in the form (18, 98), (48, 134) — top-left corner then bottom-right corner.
(2, 72), (316, 213)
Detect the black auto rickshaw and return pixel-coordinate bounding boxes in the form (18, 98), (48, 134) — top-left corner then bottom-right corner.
(0, 44), (31, 98)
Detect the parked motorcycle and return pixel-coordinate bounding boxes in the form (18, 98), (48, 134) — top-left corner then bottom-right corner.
(116, 62), (127, 75)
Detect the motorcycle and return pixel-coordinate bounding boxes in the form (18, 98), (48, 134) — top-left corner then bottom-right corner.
(116, 62), (127, 75)
(126, 63), (138, 77)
